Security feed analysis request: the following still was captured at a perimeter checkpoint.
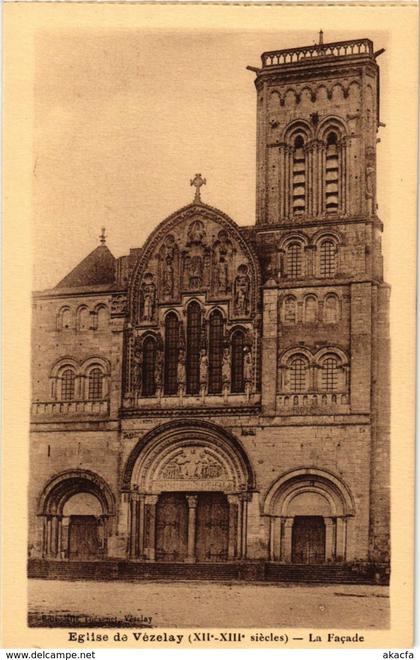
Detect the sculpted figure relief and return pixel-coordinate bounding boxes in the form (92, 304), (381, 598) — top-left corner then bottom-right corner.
(177, 349), (186, 396)
(234, 265), (251, 316)
(222, 348), (231, 387)
(141, 273), (156, 322)
(132, 339), (143, 393)
(199, 349), (209, 388)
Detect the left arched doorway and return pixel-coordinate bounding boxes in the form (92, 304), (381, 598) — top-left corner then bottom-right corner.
(122, 420), (254, 562)
(38, 470), (115, 560)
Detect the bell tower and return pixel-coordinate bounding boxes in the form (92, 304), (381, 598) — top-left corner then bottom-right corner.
(251, 34), (382, 226)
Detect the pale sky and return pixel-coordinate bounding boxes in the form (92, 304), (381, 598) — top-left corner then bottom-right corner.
(33, 28), (389, 290)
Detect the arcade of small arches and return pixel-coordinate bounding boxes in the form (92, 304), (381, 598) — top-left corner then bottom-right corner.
(281, 291), (343, 325)
(36, 423), (355, 565)
(57, 303), (109, 333)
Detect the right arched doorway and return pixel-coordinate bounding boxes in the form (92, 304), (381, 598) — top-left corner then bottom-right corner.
(264, 469), (355, 564)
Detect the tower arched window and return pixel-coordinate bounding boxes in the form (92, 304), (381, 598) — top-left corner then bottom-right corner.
(325, 132), (339, 213)
(289, 357), (308, 392)
(208, 310), (224, 394)
(324, 294), (340, 323)
(164, 313), (179, 395)
(58, 307), (72, 331)
(142, 337), (156, 396)
(186, 302), (202, 395)
(286, 241), (303, 278)
(283, 295), (297, 324)
(77, 306), (90, 332)
(304, 295), (318, 323)
(321, 356), (339, 392)
(61, 369), (76, 401)
(231, 330), (245, 393)
(88, 367), (104, 400)
(292, 135), (306, 216)
(319, 239), (337, 277)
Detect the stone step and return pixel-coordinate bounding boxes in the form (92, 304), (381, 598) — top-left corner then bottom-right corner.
(28, 559), (383, 584)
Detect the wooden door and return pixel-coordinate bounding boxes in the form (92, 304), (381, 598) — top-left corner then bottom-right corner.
(196, 493), (229, 562)
(68, 516), (100, 559)
(292, 516), (326, 564)
(156, 493), (188, 561)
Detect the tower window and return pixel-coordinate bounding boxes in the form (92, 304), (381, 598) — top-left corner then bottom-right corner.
(319, 240), (337, 277)
(88, 367), (104, 400)
(186, 302), (202, 395)
(61, 369), (76, 401)
(292, 135), (306, 216)
(208, 310), (224, 394)
(289, 357), (308, 392)
(321, 357), (339, 392)
(287, 242), (303, 278)
(142, 337), (156, 396)
(231, 330), (245, 393)
(164, 313), (179, 395)
(325, 132), (339, 213)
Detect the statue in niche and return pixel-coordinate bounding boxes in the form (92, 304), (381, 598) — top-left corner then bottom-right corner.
(213, 231), (233, 294)
(184, 254), (203, 290)
(243, 347), (253, 398)
(187, 219), (206, 245)
(154, 349), (164, 394)
(141, 273), (156, 322)
(365, 147), (376, 215)
(199, 349), (209, 395)
(177, 349), (186, 396)
(222, 347), (231, 397)
(132, 339), (143, 393)
(160, 235), (178, 299)
(234, 265), (251, 316)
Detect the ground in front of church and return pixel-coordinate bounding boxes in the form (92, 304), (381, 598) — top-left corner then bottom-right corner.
(28, 579), (389, 629)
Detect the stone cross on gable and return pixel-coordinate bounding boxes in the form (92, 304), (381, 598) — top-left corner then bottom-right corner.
(190, 173), (206, 203)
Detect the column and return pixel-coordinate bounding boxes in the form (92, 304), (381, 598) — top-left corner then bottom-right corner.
(282, 518), (293, 563)
(138, 494), (145, 560)
(185, 495), (198, 563)
(279, 145), (286, 219)
(335, 516), (347, 562)
(145, 495), (158, 561)
(269, 517), (275, 560)
(227, 495), (238, 559)
(50, 515), (59, 558)
(129, 492), (138, 559)
(261, 285), (278, 416)
(324, 517), (335, 562)
(240, 494), (249, 560)
(236, 495), (243, 558)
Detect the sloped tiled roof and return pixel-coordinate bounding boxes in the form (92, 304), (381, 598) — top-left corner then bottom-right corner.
(55, 244), (116, 289)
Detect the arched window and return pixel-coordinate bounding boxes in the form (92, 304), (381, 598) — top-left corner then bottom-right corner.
(289, 357), (308, 392)
(208, 310), (224, 394)
(325, 132), (339, 213)
(61, 369), (76, 400)
(324, 294), (339, 323)
(231, 330), (245, 393)
(96, 306), (109, 330)
(77, 306), (90, 332)
(283, 296), (297, 324)
(321, 356), (339, 392)
(58, 307), (72, 331)
(186, 302), (202, 395)
(88, 367), (104, 400)
(286, 242), (303, 278)
(292, 135), (306, 215)
(319, 239), (337, 277)
(305, 296), (318, 323)
(164, 313), (179, 395)
(142, 337), (156, 396)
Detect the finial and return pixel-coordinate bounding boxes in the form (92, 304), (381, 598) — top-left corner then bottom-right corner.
(319, 29), (324, 45)
(190, 173), (207, 203)
(100, 227), (106, 245)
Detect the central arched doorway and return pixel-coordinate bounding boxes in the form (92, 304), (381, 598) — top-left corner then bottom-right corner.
(122, 420), (254, 562)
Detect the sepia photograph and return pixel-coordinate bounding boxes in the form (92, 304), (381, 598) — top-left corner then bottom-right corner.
(2, 1), (417, 650)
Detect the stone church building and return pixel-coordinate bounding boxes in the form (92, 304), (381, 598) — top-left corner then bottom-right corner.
(30, 35), (390, 579)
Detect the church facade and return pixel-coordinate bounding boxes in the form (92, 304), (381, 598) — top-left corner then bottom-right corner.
(29, 36), (390, 577)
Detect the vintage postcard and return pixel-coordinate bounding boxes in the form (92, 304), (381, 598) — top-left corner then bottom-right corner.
(2, 1), (418, 651)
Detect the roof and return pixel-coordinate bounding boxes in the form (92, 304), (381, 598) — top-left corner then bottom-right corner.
(55, 244), (116, 289)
